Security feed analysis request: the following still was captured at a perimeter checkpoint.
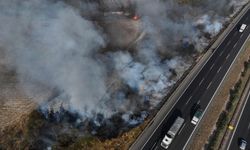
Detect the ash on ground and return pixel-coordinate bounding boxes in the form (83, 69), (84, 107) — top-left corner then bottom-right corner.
(0, 0), (248, 148)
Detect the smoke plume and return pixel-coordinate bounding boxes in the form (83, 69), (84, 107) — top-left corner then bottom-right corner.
(0, 0), (248, 129)
(0, 0), (108, 117)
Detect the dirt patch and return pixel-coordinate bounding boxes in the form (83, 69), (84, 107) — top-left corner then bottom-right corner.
(189, 39), (250, 150)
(101, 18), (143, 49)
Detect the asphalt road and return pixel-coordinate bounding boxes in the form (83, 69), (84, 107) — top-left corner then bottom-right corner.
(228, 91), (250, 150)
(138, 9), (250, 150)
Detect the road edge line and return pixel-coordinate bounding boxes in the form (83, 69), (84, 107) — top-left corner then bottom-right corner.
(226, 82), (250, 149)
(130, 3), (250, 150)
(183, 33), (250, 150)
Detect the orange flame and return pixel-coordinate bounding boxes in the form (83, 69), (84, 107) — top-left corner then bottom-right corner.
(133, 15), (139, 20)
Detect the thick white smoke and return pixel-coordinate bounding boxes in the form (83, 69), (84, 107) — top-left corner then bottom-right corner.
(134, 0), (248, 53)
(0, 0), (108, 117)
(0, 0), (248, 126)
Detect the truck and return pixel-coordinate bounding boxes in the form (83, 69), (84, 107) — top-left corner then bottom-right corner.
(191, 108), (203, 125)
(161, 116), (185, 149)
(239, 24), (247, 32)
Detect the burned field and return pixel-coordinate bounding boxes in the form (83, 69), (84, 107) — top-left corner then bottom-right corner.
(0, 0), (248, 149)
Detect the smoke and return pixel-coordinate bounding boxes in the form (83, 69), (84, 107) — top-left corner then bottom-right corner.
(134, 0), (248, 54)
(0, 0), (248, 133)
(0, 0), (109, 117)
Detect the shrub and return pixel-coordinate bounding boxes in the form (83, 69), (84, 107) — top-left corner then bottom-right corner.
(0, 145), (3, 150)
(241, 70), (246, 77)
(216, 111), (228, 130)
(235, 79), (242, 90)
(226, 100), (233, 112)
(207, 111), (229, 150)
(58, 134), (77, 147)
(244, 61), (248, 69)
(26, 110), (45, 137)
(207, 129), (220, 150)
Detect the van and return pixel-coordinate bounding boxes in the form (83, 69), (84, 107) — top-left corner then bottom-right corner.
(239, 24), (247, 32)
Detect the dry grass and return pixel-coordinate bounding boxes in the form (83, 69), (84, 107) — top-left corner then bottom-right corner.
(0, 50), (37, 147)
(0, 99), (35, 130)
(0, 46), (150, 149)
(67, 119), (151, 150)
(189, 39), (250, 150)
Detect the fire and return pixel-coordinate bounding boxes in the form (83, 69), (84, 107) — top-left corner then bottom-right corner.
(132, 15), (139, 20)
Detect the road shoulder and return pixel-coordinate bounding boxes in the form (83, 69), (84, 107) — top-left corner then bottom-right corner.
(188, 38), (250, 150)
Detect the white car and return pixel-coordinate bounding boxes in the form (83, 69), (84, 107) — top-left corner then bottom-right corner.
(239, 24), (247, 32)
(191, 109), (203, 125)
(161, 135), (172, 149)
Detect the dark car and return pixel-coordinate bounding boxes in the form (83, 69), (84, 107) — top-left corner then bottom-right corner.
(239, 139), (247, 150)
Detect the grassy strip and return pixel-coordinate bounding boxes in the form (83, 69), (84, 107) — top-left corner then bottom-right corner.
(206, 59), (250, 150)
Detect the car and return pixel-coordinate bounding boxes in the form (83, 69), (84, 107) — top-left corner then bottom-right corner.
(239, 24), (247, 32)
(191, 108), (203, 125)
(239, 139), (247, 150)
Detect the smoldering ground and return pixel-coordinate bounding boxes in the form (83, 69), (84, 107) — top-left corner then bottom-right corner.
(0, 0), (248, 142)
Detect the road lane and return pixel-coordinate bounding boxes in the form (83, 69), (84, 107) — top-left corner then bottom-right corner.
(142, 9), (250, 150)
(228, 91), (250, 150)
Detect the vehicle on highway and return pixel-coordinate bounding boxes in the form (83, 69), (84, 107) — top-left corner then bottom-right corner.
(239, 24), (247, 32)
(161, 116), (184, 149)
(239, 138), (247, 150)
(191, 108), (203, 125)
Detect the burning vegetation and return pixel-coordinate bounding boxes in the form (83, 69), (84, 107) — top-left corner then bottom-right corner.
(0, 0), (248, 149)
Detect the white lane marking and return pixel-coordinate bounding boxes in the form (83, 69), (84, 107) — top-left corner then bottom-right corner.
(199, 78), (205, 86)
(219, 51), (223, 56)
(240, 33), (244, 38)
(226, 53), (230, 60)
(197, 100), (201, 104)
(138, 33), (221, 149)
(217, 66), (222, 73)
(233, 42), (237, 48)
(226, 40), (231, 46)
(183, 9), (250, 150)
(206, 81), (212, 89)
(185, 96), (193, 105)
(178, 123), (186, 135)
(210, 63), (215, 70)
(227, 91), (250, 150)
(150, 142), (157, 150)
(248, 122), (250, 130)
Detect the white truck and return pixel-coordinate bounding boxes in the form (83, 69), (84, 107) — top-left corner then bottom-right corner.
(161, 117), (185, 149)
(239, 24), (247, 32)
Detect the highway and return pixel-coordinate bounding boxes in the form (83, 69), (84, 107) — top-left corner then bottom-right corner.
(228, 91), (250, 150)
(130, 8), (250, 150)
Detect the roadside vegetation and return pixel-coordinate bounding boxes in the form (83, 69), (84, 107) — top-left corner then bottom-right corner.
(1, 1), (248, 150)
(190, 39), (250, 150)
(1, 108), (151, 150)
(0, 110), (45, 149)
(206, 58), (250, 150)
(54, 119), (151, 150)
